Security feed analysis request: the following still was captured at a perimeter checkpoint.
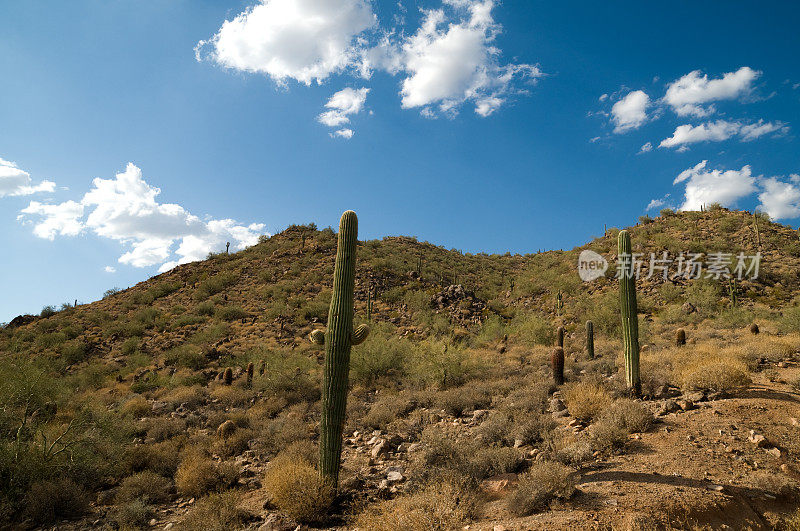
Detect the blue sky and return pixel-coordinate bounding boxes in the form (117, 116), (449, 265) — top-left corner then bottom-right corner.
(1, 0), (799, 321)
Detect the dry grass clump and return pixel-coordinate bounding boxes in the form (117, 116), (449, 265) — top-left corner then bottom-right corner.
(159, 385), (206, 410)
(210, 385), (253, 407)
(123, 439), (182, 477)
(110, 498), (152, 529)
(562, 380), (614, 422)
(417, 427), (523, 480)
(22, 478), (90, 525)
(115, 471), (172, 505)
(354, 472), (479, 531)
(596, 399), (653, 434)
(362, 392), (420, 430)
(506, 461), (575, 516)
(677, 350), (750, 392)
(146, 417), (186, 442)
(210, 428), (253, 458)
(434, 384), (492, 417)
(175, 450), (238, 498)
(120, 395), (151, 418)
(263, 453), (333, 523)
(178, 490), (248, 531)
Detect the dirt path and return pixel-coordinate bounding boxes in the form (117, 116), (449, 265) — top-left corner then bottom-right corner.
(473, 367), (800, 530)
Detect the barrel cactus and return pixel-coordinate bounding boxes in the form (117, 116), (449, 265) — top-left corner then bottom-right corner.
(556, 326), (565, 348)
(309, 211), (370, 490)
(676, 328), (686, 346)
(551, 347), (565, 386)
(223, 367), (233, 386)
(585, 320), (594, 359)
(618, 230), (641, 396)
(246, 362), (254, 386)
(750, 322), (760, 335)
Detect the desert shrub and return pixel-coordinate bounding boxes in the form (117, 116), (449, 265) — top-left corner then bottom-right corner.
(685, 279), (722, 317)
(512, 413), (556, 446)
(475, 412), (513, 446)
(362, 393), (418, 430)
(562, 380), (613, 422)
(588, 292), (621, 336)
(121, 337), (140, 356)
(589, 419), (630, 452)
(210, 385), (253, 407)
(779, 305), (800, 333)
(40, 306), (57, 318)
(104, 320), (146, 339)
(22, 478), (90, 525)
(111, 498), (153, 529)
(61, 340), (90, 365)
(133, 307), (163, 328)
(124, 440), (181, 477)
(714, 307), (754, 329)
(178, 490), (247, 531)
(678, 354), (750, 392)
(510, 312), (554, 346)
(406, 339), (474, 388)
(175, 450), (238, 498)
(354, 472), (478, 530)
(506, 461), (575, 516)
(211, 428), (253, 458)
(164, 344), (206, 370)
(195, 273), (236, 300)
(418, 427), (523, 481)
(258, 415), (311, 456)
(250, 347), (319, 404)
(434, 384), (491, 417)
(216, 306), (248, 321)
(596, 399), (653, 433)
(120, 395), (151, 418)
(263, 453), (333, 523)
(146, 418), (186, 442)
(196, 301), (216, 316)
(115, 471), (172, 505)
(350, 325), (410, 385)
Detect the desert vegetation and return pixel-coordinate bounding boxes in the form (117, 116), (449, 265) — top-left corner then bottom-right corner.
(1, 207), (800, 529)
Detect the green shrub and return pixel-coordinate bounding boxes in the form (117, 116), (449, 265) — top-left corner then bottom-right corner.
(195, 273), (237, 300)
(215, 306), (248, 321)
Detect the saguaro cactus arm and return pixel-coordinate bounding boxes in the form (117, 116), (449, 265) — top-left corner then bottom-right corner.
(351, 324), (370, 345)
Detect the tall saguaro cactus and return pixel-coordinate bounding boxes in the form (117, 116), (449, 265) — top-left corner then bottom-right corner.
(309, 211), (369, 490)
(585, 320), (594, 359)
(618, 230), (641, 396)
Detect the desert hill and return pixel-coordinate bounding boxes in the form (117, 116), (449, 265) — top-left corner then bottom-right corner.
(3, 206), (800, 529)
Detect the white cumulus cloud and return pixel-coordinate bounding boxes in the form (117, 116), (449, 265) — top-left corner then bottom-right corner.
(611, 90), (650, 133)
(659, 119), (788, 148)
(0, 157), (56, 198)
(663, 67), (760, 117)
(330, 128), (354, 139)
(195, 0), (377, 86)
(398, 1), (541, 117)
(758, 175), (800, 219)
(19, 163), (266, 272)
(318, 87), (369, 136)
(673, 160), (757, 211)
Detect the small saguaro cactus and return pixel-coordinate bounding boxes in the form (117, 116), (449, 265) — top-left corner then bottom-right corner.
(556, 326), (565, 348)
(225, 241), (230, 254)
(309, 210), (370, 491)
(556, 291), (563, 315)
(585, 320), (594, 359)
(729, 278), (739, 307)
(223, 367), (233, 386)
(246, 362), (254, 386)
(258, 359), (265, 376)
(676, 328), (686, 346)
(618, 230), (641, 396)
(551, 347), (565, 386)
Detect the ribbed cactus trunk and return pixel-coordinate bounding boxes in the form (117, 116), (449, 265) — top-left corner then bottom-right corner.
(551, 347), (564, 386)
(618, 230), (641, 396)
(319, 210), (358, 489)
(556, 326), (565, 348)
(585, 320), (594, 359)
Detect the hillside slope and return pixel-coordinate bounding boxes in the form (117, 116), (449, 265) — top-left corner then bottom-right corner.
(3, 207), (800, 529)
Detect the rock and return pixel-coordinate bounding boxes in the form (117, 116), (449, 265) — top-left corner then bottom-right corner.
(149, 519), (158, 527)
(682, 302), (696, 314)
(707, 484), (724, 492)
(549, 398), (566, 413)
(371, 440), (388, 459)
(676, 399), (694, 411)
(659, 399), (681, 415)
(407, 442), (421, 453)
(765, 447), (782, 458)
(684, 391), (706, 403)
(552, 409), (569, 419)
(654, 385), (679, 399)
(513, 439), (524, 448)
(748, 431), (768, 448)
(163, 524), (174, 531)
(790, 417), (800, 427)
(778, 361), (788, 368)
(386, 471), (404, 483)
(472, 410), (489, 422)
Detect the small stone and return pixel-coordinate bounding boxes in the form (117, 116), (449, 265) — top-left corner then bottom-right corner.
(765, 447), (782, 458)
(386, 471), (404, 483)
(707, 484), (724, 492)
(164, 524), (174, 530)
(549, 398), (566, 413)
(472, 409), (489, 422)
(513, 439), (524, 448)
(371, 440), (388, 459)
(778, 361), (788, 368)
(552, 409), (569, 419)
(659, 399), (681, 415)
(407, 442), (421, 453)
(149, 519), (158, 526)
(781, 464), (790, 474)
(676, 399), (694, 411)
(748, 431), (768, 448)
(790, 418), (800, 427)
